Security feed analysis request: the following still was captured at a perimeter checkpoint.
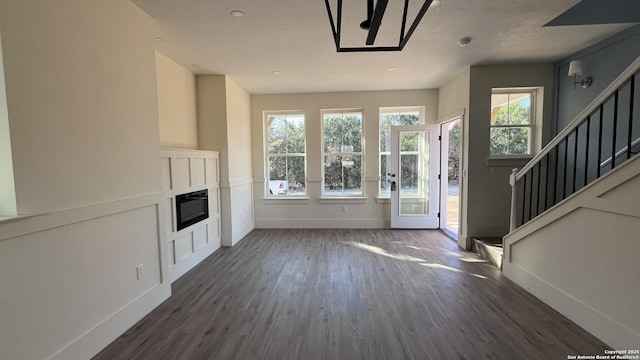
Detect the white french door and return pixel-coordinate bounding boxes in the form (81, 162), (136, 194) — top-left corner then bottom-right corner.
(390, 125), (440, 229)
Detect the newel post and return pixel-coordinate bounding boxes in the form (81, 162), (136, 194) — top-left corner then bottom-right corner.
(509, 168), (519, 232)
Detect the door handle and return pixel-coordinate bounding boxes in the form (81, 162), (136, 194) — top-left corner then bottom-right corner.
(390, 181), (397, 191)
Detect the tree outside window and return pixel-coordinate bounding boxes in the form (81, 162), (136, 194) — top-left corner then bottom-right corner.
(379, 108), (424, 197)
(490, 91), (534, 156)
(265, 113), (306, 196)
(322, 110), (363, 196)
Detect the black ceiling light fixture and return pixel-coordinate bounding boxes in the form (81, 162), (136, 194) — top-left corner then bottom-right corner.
(324, 0), (434, 52)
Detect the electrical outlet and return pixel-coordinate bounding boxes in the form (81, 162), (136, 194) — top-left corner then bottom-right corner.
(136, 264), (144, 280)
(342, 205), (348, 212)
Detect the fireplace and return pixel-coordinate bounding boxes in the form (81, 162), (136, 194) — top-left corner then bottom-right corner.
(175, 189), (209, 231)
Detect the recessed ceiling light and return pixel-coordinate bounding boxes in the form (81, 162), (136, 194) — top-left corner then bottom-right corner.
(272, 71), (282, 75)
(230, 10), (245, 19)
(430, 0), (441, 8)
(458, 37), (472, 47)
(388, 67), (398, 71)
(154, 37), (163, 41)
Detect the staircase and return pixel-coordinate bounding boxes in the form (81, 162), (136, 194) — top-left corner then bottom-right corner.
(502, 56), (640, 349)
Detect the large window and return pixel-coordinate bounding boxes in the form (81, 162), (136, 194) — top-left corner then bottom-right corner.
(265, 112), (306, 197)
(379, 107), (424, 197)
(490, 90), (535, 156)
(322, 110), (363, 197)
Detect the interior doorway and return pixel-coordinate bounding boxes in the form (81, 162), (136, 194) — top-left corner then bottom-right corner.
(439, 117), (462, 239)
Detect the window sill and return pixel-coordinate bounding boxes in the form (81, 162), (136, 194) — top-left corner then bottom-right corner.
(318, 197), (368, 204)
(486, 156), (533, 167)
(375, 197), (390, 204)
(263, 197), (310, 205)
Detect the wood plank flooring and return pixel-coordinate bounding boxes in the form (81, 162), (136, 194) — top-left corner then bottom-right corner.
(94, 229), (608, 360)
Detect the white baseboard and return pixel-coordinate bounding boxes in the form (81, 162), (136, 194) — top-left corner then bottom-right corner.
(503, 262), (638, 349)
(50, 283), (171, 360)
(255, 218), (389, 229)
(223, 220), (254, 247)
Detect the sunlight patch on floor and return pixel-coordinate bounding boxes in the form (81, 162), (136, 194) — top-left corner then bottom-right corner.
(420, 263), (488, 279)
(344, 241), (426, 262)
(447, 251), (488, 263)
(344, 241), (487, 280)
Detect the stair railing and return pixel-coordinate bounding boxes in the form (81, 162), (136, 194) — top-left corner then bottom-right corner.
(510, 56), (640, 232)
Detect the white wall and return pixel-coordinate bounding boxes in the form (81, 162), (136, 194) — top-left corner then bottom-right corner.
(1, 0), (162, 214)
(251, 90), (438, 228)
(198, 75), (254, 245)
(504, 155), (640, 349)
(0, 29), (16, 216)
(467, 64), (553, 242)
(155, 52), (198, 149)
(438, 68), (470, 248)
(0, 1), (170, 359)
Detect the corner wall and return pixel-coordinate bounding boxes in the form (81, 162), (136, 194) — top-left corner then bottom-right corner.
(437, 68), (470, 248)
(155, 52), (198, 149)
(198, 76), (254, 246)
(467, 64), (554, 242)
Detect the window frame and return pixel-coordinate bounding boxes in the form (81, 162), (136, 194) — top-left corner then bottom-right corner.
(489, 89), (536, 158)
(378, 106), (425, 198)
(263, 111), (307, 199)
(321, 109), (365, 198)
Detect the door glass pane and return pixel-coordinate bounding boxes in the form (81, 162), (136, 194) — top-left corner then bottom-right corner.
(399, 131), (429, 216)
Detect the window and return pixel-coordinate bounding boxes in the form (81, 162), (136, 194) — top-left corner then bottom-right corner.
(265, 112), (306, 197)
(490, 90), (535, 156)
(322, 110), (363, 197)
(379, 107), (424, 197)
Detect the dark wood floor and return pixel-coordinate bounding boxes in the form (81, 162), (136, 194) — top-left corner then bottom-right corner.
(94, 229), (607, 360)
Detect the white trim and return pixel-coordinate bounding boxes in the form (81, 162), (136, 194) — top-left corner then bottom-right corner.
(255, 218), (388, 229)
(320, 108), (365, 197)
(504, 261), (638, 350)
(221, 177), (254, 189)
(262, 198), (310, 204)
(503, 155), (640, 349)
(437, 108), (465, 124)
(0, 195), (171, 360)
(317, 197), (368, 204)
(263, 111), (307, 199)
(49, 283), (170, 360)
(375, 197), (390, 204)
(0, 193), (164, 242)
(223, 220), (254, 247)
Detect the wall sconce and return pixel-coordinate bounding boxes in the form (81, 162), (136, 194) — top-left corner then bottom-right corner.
(568, 60), (593, 89)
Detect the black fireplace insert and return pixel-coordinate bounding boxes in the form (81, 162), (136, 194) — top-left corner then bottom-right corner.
(175, 189), (209, 231)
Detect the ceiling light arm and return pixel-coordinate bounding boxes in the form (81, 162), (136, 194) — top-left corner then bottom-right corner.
(324, 0), (341, 50)
(367, 0), (373, 23)
(399, 0), (433, 49)
(366, 0), (389, 45)
(399, 0), (409, 44)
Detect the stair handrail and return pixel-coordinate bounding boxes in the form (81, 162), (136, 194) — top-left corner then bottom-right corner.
(510, 55), (640, 231)
(516, 56), (640, 179)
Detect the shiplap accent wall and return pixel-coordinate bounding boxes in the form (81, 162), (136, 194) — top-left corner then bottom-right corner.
(161, 148), (221, 282)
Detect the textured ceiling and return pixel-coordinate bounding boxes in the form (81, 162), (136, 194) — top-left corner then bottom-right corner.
(132, 0), (636, 94)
